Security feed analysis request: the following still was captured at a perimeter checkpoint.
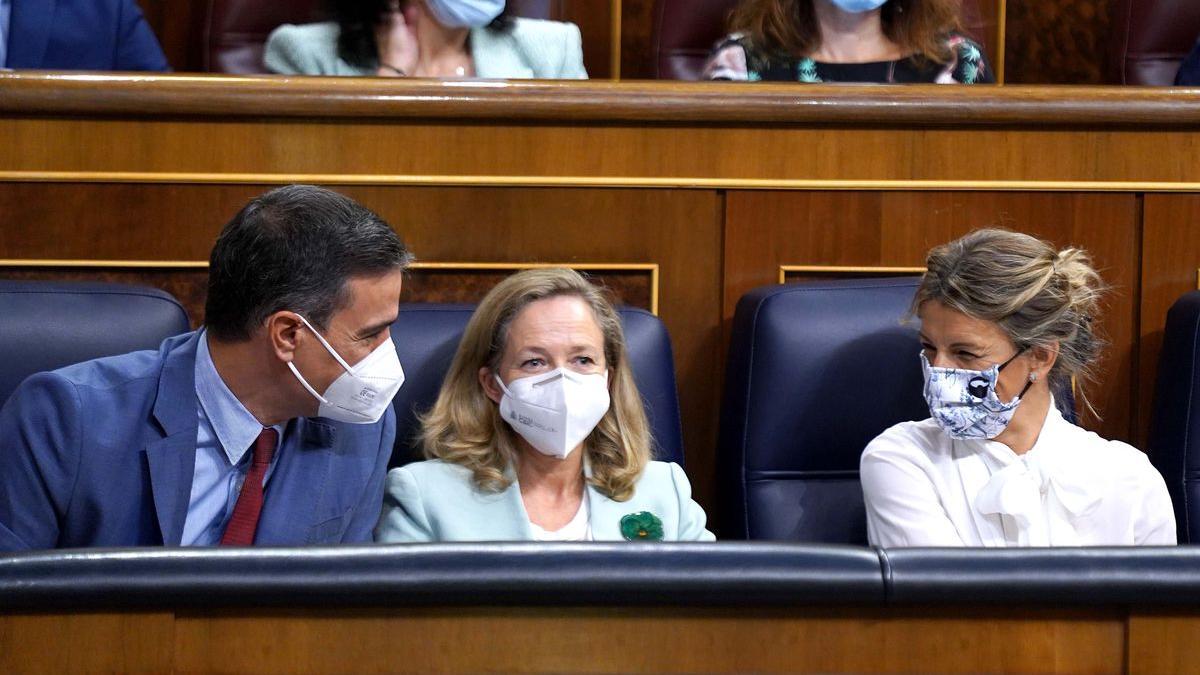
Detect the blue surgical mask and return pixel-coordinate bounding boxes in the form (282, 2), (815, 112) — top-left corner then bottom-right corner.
(921, 350), (1034, 440)
(828, 0), (889, 13)
(424, 0), (505, 28)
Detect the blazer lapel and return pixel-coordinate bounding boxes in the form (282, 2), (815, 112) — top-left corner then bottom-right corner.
(256, 418), (336, 544)
(8, 0), (56, 69)
(499, 465), (536, 540)
(146, 333), (202, 546)
(471, 28), (534, 79)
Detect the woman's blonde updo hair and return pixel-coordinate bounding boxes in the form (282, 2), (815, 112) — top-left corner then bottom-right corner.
(913, 228), (1108, 413)
(418, 268), (651, 501)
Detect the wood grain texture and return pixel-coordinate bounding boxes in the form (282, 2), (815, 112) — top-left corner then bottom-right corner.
(1004, 0), (1113, 84)
(0, 606), (1138, 674)
(1138, 196), (1200, 448)
(170, 606), (1125, 674)
(5, 74), (1200, 126)
(1128, 611), (1200, 674)
(724, 191), (1140, 441)
(0, 613), (174, 674)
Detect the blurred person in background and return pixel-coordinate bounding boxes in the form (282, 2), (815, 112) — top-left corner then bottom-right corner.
(265, 0), (586, 79)
(0, 0), (168, 71)
(705, 0), (990, 83)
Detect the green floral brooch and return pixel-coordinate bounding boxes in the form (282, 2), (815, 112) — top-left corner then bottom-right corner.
(620, 511), (664, 541)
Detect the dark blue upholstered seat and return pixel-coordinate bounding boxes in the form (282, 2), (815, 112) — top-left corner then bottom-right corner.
(388, 304), (684, 467)
(0, 280), (190, 407)
(719, 278), (1078, 543)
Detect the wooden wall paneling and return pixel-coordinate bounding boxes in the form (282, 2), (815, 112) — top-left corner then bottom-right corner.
(1128, 611), (1200, 674)
(0, 613), (175, 674)
(724, 190), (1140, 442)
(562, 1), (615, 79)
(0, 183), (725, 510)
(169, 607), (1125, 674)
(4, 123), (1199, 188)
(1138, 195), (1200, 449)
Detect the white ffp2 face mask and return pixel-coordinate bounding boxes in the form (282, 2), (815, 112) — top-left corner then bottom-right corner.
(287, 314), (405, 425)
(424, 0), (505, 28)
(497, 368), (610, 459)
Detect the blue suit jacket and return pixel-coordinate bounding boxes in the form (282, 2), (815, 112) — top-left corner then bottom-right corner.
(7, 0), (169, 71)
(0, 332), (395, 550)
(1179, 41), (1200, 86)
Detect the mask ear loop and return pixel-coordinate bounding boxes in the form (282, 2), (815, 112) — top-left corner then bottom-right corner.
(998, 346), (1037, 400)
(293, 313), (356, 374)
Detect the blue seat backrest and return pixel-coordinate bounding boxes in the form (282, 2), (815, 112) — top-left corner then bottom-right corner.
(719, 277), (1081, 543)
(1147, 290), (1200, 543)
(719, 278), (928, 543)
(389, 304), (685, 468)
(0, 280), (191, 407)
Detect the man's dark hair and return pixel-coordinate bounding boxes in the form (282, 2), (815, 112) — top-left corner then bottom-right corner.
(205, 184), (414, 341)
(330, 0), (513, 69)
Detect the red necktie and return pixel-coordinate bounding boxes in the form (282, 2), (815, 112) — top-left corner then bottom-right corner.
(219, 428), (278, 546)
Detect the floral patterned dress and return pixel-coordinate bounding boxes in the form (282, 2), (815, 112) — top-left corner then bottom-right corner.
(705, 33), (993, 84)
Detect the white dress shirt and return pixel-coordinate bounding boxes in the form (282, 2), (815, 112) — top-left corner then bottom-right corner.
(861, 404), (1176, 547)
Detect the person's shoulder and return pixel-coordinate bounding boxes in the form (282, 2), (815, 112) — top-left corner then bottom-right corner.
(862, 418), (945, 461)
(267, 21), (342, 46)
(1061, 424), (1161, 482)
(264, 22), (346, 74)
(505, 17), (579, 42)
(50, 338), (179, 394)
(392, 458), (476, 486)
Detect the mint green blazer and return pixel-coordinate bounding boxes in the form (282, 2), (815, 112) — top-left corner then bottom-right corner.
(375, 459), (715, 542)
(264, 18), (587, 79)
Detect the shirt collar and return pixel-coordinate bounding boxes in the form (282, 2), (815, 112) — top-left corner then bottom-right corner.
(195, 330), (274, 465)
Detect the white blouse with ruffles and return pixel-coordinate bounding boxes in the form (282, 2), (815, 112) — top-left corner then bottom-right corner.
(860, 404), (1176, 547)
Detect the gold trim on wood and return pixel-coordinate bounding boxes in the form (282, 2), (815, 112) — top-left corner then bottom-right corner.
(778, 265), (926, 284)
(2, 172), (1199, 193)
(0, 260), (660, 315)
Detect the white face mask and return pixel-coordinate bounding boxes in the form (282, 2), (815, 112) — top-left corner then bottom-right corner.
(287, 314), (405, 425)
(828, 0), (888, 13)
(496, 368), (610, 460)
(424, 0), (505, 28)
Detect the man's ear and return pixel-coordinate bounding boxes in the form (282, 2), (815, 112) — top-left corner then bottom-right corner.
(267, 312), (304, 363)
(1028, 340), (1060, 381)
(480, 366), (503, 405)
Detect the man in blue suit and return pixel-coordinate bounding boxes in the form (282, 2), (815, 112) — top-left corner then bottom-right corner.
(1, 0), (169, 71)
(0, 185), (412, 549)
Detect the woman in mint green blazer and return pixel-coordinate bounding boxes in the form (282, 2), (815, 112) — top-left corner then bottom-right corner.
(264, 0), (587, 79)
(375, 268), (714, 542)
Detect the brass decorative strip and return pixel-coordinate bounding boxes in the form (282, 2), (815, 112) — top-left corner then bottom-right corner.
(0, 259), (660, 315)
(1, 172), (1198, 192)
(778, 265), (926, 284)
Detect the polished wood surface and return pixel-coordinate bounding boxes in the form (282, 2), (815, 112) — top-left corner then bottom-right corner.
(3, 75), (1199, 514)
(1005, 0), (1112, 84)
(0, 606), (1141, 674)
(5, 74), (1200, 126)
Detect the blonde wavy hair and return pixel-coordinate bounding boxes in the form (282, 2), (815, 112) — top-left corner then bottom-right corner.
(419, 268), (652, 501)
(913, 228), (1108, 416)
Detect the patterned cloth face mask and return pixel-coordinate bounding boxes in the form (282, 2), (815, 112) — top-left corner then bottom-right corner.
(920, 349), (1034, 440)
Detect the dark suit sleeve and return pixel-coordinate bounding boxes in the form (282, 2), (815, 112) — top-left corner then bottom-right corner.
(340, 407), (396, 543)
(114, 0), (170, 72)
(0, 373), (84, 551)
